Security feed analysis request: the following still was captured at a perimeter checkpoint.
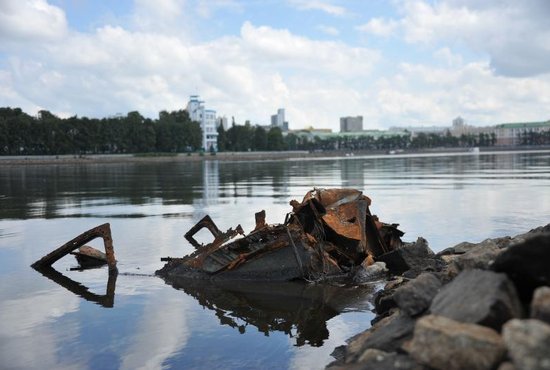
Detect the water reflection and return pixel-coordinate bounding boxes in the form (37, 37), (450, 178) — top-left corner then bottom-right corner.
(164, 277), (376, 347)
(33, 266), (117, 308)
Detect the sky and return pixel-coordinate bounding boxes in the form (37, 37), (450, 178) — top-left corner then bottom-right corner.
(1, 0), (550, 131)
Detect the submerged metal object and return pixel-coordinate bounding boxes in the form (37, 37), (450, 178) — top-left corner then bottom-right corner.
(31, 223), (117, 271)
(157, 188), (404, 282)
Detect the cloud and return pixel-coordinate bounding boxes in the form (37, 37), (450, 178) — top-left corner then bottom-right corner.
(398, 0), (550, 77)
(317, 24), (340, 36)
(287, 0), (349, 16)
(356, 17), (398, 37)
(195, 0), (243, 18)
(0, 0), (68, 43)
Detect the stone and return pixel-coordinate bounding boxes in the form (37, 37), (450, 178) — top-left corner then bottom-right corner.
(498, 363), (517, 370)
(450, 240), (502, 271)
(377, 237), (444, 277)
(345, 311), (415, 361)
(356, 350), (423, 370)
(405, 315), (506, 370)
(502, 319), (550, 370)
(353, 262), (388, 284)
(492, 233), (550, 301)
(430, 269), (523, 331)
(393, 273), (442, 317)
(510, 224), (550, 246)
(531, 286), (550, 324)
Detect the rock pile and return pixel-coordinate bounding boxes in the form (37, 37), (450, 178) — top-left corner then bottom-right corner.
(328, 224), (550, 370)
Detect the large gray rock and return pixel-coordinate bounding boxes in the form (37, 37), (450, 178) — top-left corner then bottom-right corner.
(430, 269), (523, 330)
(377, 238), (444, 277)
(502, 319), (550, 370)
(327, 349), (424, 370)
(531, 287), (550, 324)
(393, 273), (442, 317)
(438, 237), (512, 256)
(353, 262), (388, 284)
(344, 311), (415, 361)
(492, 233), (550, 301)
(405, 315), (506, 370)
(450, 241), (502, 272)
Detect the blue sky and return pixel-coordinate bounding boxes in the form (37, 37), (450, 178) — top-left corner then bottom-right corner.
(1, 0), (549, 131)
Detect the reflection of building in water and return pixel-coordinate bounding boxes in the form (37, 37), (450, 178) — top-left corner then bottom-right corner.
(340, 160), (365, 189)
(200, 160), (220, 205)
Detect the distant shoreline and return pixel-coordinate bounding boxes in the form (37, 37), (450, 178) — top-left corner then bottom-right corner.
(1, 146), (549, 166)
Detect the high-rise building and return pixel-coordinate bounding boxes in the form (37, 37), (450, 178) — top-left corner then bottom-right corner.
(271, 108), (288, 131)
(340, 116), (363, 132)
(186, 95), (218, 151)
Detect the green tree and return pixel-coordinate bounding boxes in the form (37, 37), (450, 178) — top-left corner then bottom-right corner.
(267, 127), (284, 151)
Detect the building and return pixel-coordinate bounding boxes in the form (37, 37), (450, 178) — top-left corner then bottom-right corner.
(271, 108), (289, 131)
(493, 121), (550, 146)
(340, 116), (363, 132)
(186, 95), (218, 151)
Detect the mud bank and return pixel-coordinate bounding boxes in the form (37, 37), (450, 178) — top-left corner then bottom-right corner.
(328, 224), (550, 370)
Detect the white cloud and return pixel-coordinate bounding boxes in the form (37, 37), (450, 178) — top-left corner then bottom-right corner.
(356, 17), (398, 37)
(288, 0), (348, 16)
(195, 0), (243, 18)
(0, 0), (68, 43)
(317, 24), (340, 36)
(398, 0), (550, 76)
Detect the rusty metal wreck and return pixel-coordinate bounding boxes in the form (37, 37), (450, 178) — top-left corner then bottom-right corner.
(156, 188), (404, 282)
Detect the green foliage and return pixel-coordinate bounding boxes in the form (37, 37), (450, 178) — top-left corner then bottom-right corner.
(0, 107), (202, 155)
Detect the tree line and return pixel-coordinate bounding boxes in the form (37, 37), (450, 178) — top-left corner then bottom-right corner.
(0, 107), (202, 155)
(2, 107), (548, 156)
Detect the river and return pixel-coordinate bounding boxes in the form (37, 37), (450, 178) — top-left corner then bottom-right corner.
(0, 150), (549, 369)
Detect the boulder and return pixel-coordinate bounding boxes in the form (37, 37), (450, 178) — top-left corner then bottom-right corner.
(430, 269), (523, 330)
(498, 363), (517, 370)
(377, 238), (444, 277)
(438, 237), (512, 256)
(327, 349), (423, 370)
(531, 286), (550, 324)
(492, 233), (550, 301)
(405, 315), (506, 370)
(450, 240), (502, 272)
(502, 319), (550, 370)
(344, 311), (415, 361)
(392, 273), (442, 317)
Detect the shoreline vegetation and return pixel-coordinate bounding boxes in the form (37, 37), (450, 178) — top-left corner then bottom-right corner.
(1, 146), (549, 166)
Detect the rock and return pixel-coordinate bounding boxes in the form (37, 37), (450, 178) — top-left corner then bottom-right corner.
(450, 240), (502, 272)
(438, 241), (478, 256)
(357, 350), (423, 370)
(502, 319), (550, 370)
(498, 362), (517, 370)
(344, 311), (415, 361)
(392, 273), (442, 317)
(353, 262), (388, 283)
(510, 224), (550, 246)
(405, 315), (506, 370)
(377, 237), (444, 277)
(430, 269), (523, 330)
(492, 232), (550, 301)
(438, 237), (513, 256)
(531, 287), (550, 324)
(374, 289), (397, 317)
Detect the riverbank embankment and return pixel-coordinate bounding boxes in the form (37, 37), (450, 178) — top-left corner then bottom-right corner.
(1, 146), (550, 166)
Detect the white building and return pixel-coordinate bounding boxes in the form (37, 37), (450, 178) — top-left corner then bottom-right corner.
(186, 95), (218, 151)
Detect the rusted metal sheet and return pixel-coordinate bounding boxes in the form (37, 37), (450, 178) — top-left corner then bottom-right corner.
(158, 188), (404, 282)
(31, 223), (117, 271)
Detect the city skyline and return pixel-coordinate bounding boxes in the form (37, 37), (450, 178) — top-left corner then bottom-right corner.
(1, 1), (550, 132)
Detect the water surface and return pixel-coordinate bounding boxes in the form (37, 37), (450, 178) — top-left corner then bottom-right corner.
(1, 150), (549, 369)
